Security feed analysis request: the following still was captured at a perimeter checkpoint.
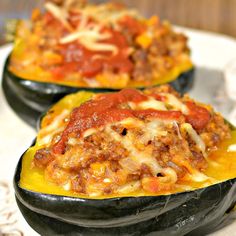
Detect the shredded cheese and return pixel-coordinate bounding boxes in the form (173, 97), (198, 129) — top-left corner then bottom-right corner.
(227, 144), (236, 152)
(67, 138), (77, 146)
(181, 123), (206, 157)
(60, 25), (118, 54)
(161, 167), (178, 183)
(103, 178), (112, 183)
(140, 120), (168, 144)
(190, 171), (209, 182)
(106, 123), (162, 175)
(173, 121), (182, 139)
(38, 110), (69, 146)
(162, 93), (188, 114)
(80, 4), (142, 27)
(119, 118), (144, 128)
(44, 2), (73, 31)
(131, 98), (167, 111)
(79, 40), (118, 54)
(63, 182), (71, 191)
(116, 181), (141, 194)
(60, 30), (111, 44)
(83, 128), (98, 138)
(46, 2), (140, 53)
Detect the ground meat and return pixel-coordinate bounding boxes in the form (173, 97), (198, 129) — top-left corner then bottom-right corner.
(71, 174), (86, 193)
(145, 84), (181, 98)
(34, 86), (231, 196)
(130, 29), (189, 84)
(200, 113), (230, 149)
(191, 151), (208, 171)
(34, 148), (54, 168)
(149, 39), (169, 56)
(11, 2), (192, 88)
(140, 164), (152, 178)
(109, 161), (120, 172)
(126, 174), (141, 182)
(45, 160), (71, 185)
(131, 49), (152, 82)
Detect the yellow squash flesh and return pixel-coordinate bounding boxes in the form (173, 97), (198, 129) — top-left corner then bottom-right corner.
(19, 91), (236, 199)
(9, 20), (193, 88)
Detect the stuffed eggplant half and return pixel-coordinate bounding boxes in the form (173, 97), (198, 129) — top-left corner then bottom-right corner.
(4, 0), (194, 126)
(14, 85), (236, 235)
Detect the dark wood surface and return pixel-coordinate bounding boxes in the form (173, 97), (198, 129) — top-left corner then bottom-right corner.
(0, 0), (236, 44)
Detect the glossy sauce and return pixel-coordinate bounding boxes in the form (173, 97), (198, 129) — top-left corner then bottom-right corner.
(118, 15), (146, 36)
(185, 101), (211, 130)
(52, 89), (211, 154)
(53, 89), (146, 153)
(46, 12), (143, 79)
(52, 89), (183, 154)
(53, 30), (133, 79)
(19, 92), (236, 199)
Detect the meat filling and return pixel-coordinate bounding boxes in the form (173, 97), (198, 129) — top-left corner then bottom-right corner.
(34, 85), (230, 197)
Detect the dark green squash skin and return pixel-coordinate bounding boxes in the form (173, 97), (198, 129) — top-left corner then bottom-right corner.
(3, 56), (194, 128)
(14, 150), (236, 236)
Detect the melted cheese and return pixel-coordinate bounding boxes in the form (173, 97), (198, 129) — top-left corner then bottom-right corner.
(119, 117), (143, 127)
(46, 2), (140, 53)
(44, 2), (72, 31)
(190, 171), (210, 182)
(181, 123), (206, 156)
(173, 121), (182, 139)
(60, 30), (111, 44)
(106, 124), (162, 175)
(80, 4), (142, 27)
(31, 89), (219, 196)
(63, 182), (71, 191)
(120, 118), (172, 144)
(140, 120), (168, 144)
(38, 110), (69, 146)
(67, 138), (77, 146)
(116, 181), (141, 194)
(163, 93), (188, 114)
(131, 98), (167, 111)
(82, 128), (98, 138)
(227, 144), (236, 152)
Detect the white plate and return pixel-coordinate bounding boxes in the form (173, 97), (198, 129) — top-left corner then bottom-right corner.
(0, 28), (236, 235)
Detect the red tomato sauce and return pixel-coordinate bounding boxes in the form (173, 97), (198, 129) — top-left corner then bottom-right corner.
(52, 90), (211, 154)
(54, 30), (133, 78)
(53, 89), (182, 154)
(118, 15), (146, 36)
(185, 101), (211, 130)
(46, 12), (138, 79)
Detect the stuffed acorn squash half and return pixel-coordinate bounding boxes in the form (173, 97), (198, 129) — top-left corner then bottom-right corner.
(14, 85), (236, 235)
(3, 0), (194, 127)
